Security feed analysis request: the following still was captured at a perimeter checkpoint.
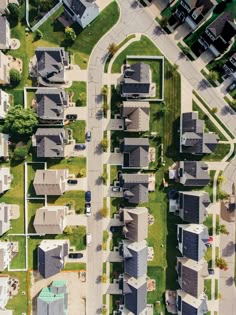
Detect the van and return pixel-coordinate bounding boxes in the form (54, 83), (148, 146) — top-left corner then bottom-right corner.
(86, 233), (92, 246)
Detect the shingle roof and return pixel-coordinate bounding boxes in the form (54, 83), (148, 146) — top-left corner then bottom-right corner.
(122, 101), (150, 132)
(179, 161), (210, 186)
(177, 290), (208, 315)
(122, 207), (148, 242)
(207, 12), (236, 40)
(0, 15), (9, 49)
(120, 174), (149, 204)
(123, 138), (149, 168)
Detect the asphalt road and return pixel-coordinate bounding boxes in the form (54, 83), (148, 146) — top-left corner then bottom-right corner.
(86, 1), (236, 314)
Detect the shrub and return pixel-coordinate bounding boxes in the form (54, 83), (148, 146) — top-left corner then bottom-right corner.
(7, 3), (19, 25)
(35, 29), (43, 40)
(10, 69), (21, 87)
(100, 206), (108, 218)
(13, 146), (28, 160)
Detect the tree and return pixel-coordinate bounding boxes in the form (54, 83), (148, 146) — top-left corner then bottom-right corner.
(214, 2), (226, 14)
(211, 107), (218, 114)
(7, 3), (19, 24)
(101, 274), (107, 283)
(64, 226), (73, 235)
(39, 0), (52, 12)
(107, 42), (118, 56)
(219, 224), (229, 235)
(13, 146), (28, 161)
(101, 172), (108, 184)
(35, 29), (43, 40)
(207, 71), (219, 82)
(217, 175), (225, 184)
(65, 27), (76, 43)
(218, 190), (228, 200)
(77, 168), (86, 178)
(100, 138), (108, 151)
(102, 103), (109, 115)
(10, 69), (21, 87)
(159, 17), (168, 28)
(3, 105), (38, 137)
(100, 206), (108, 218)
(216, 257), (228, 270)
(101, 86), (108, 96)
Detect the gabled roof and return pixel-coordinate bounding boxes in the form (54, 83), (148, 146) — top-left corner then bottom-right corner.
(120, 174), (149, 204)
(185, 0), (214, 15)
(0, 15), (9, 49)
(207, 12), (236, 40)
(122, 101), (150, 132)
(122, 207), (148, 242)
(177, 290), (208, 315)
(63, 0), (97, 17)
(179, 161), (210, 186)
(123, 138), (149, 168)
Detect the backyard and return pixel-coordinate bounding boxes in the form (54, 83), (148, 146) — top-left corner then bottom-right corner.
(47, 190), (85, 213)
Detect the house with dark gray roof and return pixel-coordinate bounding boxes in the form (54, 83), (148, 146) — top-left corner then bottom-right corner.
(35, 88), (69, 123)
(0, 89), (10, 119)
(35, 48), (69, 86)
(176, 191), (210, 224)
(197, 12), (236, 57)
(119, 173), (149, 204)
(63, 0), (99, 28)
(176, 257), (208, 298)
(0, 15), (10, 50)
(178, 161), (210, 186)
(222, 52), (236, 80)
(38, 240), (69, 279)
(177, 224), (209, 261)
(121, 101), (150, 132)
(121, 63), (152, 98)
(37, 280), (68, 315)
(177, 290), (208, 315)
(180, 112), (219, 154)
(32, 128), (68, 158)
(119, 240), (148, 278)
(120, 207), (148, 242)
(122, 138), (149, 169)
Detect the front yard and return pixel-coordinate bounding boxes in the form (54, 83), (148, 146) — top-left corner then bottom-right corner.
(65, 81), (87, 106)
(65, 120), (86, 143)
(47, 190), (85, 213)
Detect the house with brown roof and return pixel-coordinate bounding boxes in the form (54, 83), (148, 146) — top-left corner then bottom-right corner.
(121, 101), (150, 132)
(0, 51), (10, 85)
(0, 167), (12, 195)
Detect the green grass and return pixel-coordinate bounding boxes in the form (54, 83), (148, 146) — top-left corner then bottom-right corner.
(27, 200), (44, 233)
(204, 279), (212, 300)
(26, 89), (36, 109)
(65, 81), (87, 106)
(204, 214), (213, 236)
(215, 279), (219, 299)
(8, 236), (26, 269)
(110, 262), (123, 283)
(216, 214), (220, 235)
(205, 246), (213, 268)
(65, 120), (86, 143)
(215, 246), (219, 259)
(63, 262), (86, 270)
(110, 165), (120, 185)
(161, 0), (181, 19)
(47, 190), (85, 212)
(47, 156), (86, 177)
(204, 171), (215, 202)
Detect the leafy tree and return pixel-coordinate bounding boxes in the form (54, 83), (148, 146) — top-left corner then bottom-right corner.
(101, 138), (108, 151)
(217, 175), (225, 184)
(207, 71), (219, 82)
(35, 29), (43, 40)
(211, 107), (218, 114)
(64, 226), (73, 235)
(107, 42), (118, 56)
(102, 103), (109, 115)
(77, 168), (86, 178)
(219, 224), (229, 235)
(10, 69), (21, 87)
(39, 0), (52, 12)
(13, 146), (28, 161)
(7, 3), (19, 24)
(216, 257), (228, 270)
(159, 17), (168, 28)
(101, 274), (107, 283)
(218, 190), (228, 200)
(101, 86), (108, 96)
(213, 2), (226, 14)
(100, 206), (108, 218)
(3, 105), (38, 137)
(65, 27), (76, 43)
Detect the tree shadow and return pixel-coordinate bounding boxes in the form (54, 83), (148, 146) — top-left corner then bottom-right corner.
(222, 241), (235, 257)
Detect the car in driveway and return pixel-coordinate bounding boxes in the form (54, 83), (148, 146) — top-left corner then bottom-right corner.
(86, 131), (91, 142)
(112, 186), (122, 192)
(85, 191), (91, 202)
(68, 253), (83, 259)
(67, 179), (78, 184)
(86, 233), (92, 246)
(226, 81), (236, 93)
(66, 114), (78, 120)
(85, 203), (91, 216)
(74, 144), (86, 150)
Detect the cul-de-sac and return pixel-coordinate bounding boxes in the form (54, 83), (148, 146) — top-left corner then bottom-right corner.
(0, 0), (235, 314)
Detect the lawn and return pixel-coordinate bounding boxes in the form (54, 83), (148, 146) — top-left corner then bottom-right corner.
(110, 262), (123, 283)
(26, 89), (37, 109)
(204, 214), (213, 236)
(204, 279), (212, 300)
(27, 200), (44, 233)
(47, 156), (86, 177)
(47, 190), (85, 213)
(65, 81), (87, 106)
(65, 120), (86, 143)
(215, 279), (219, 299)
(63, 262), (86, 271)
(8, 236), (26, 270)
(205, 246), (213, 268)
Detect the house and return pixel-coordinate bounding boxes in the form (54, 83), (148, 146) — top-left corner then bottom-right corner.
(35, 47), (69, 86)
(170, 191), (211, 224)
(119, 240), (148, 278)
(0, 167), (12, 195)
(0, 203), (10, 236)
(0, 15), (10, 50)
(177, 290), (208, 315)
(35, 88), (69, 123)
(120, 207), (148, 242)
(197, 12), (236, 57)
(177, 224), (209, 261)
(38, 240), (69, 278)
(121, 101), (150, 132)
(222, 52), (236, 80)
(122, 138), (149, 169)
(120, 274), (147, 315)
(33, 206), (69, 235)
(0, 242), (13, 272)
(119, 173), (149, 204)
(174, 0), (215, 31)
(37, 280), (68, 315)
(62, 0), (99, 29)
(0, 51), (9, 85)
(180, 112), (219, 154)
(176, 257), (208, 298)
(121, 63), (152, 98)
(0, 89), (10, 119)
(0, 275), (10, 310)
(32, 128), (68, 158)
(178, 161), (210, 186)
(0, 133), (9, 160)
(33, 169), (69, 196)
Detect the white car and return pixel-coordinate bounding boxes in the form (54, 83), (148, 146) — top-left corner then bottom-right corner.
(86, 203), (91, 216)
(86, 233), (92, 246)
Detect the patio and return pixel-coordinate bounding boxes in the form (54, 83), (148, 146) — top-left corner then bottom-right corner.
(8, 55), (23, 73)
(9, 38), (20, 50)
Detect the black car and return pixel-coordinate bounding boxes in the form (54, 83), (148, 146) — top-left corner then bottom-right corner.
(67, 179), (78, 184)
(68, 253), (83, 259)
(66, 114), (78, 120)
(74, 144), (86, 150)
(227, 81), (236, 93)
(85, 191), (91, 202)
(110, 226), (122, 233)
(208, 268), (214, 275)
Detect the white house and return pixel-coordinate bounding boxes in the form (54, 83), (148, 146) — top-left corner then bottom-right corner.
(0, 168), (12, 195)
(0, 203), (12, 236)
(63, 0), (100, 28)
(0, 52), (10, 85)
(0, 89), (10, 119)
(0, 275), (10, 310)
(0, 15), (10, 50)
(0, 242), (12, 272)
(0, 133), (9, 160)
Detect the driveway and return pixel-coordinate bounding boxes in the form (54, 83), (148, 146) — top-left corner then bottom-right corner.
(64, 107), (87, 120)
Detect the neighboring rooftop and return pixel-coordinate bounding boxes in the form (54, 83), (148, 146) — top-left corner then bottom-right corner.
(0, 15), (10, 50)
(123, 138), (149, 168)
(0, 167), (12, 195)
(177, 290), (208, 315)
(121, 101), (150, 132)
(178, 161), (210, 186)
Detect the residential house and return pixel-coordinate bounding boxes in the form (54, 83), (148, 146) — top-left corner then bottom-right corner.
(174, 0), (215, 31)
(120, 207), (148, 242)
(0, 15), (10, 50)
(176, 257), (208, 298)
(0, 0), (8, 15)
(0, 89), (10, 119)
(177, 290), (208, 315)
(121, 63), (152, 98)
(119, 240), (148, 278)
(0, 203), (11, 236)
(177, 224), (209, 261)
(170, 191), (211, 224)
(33, 206), (69, 235)
(35, 47), (69, 86)
(33, 169), (69, 196)
(62, 0), (99, 28)
(119, 173), (149, 204)
(0, 167), (12, 194)
(0, 242), (12, 272)
(0, 275), (10, 310)
(197, 12), (236, 57)
(180, 112), (219, 154)
(38, 240), (69, 278)
(0, 133), (9, 160)
(121, 101), (150, 132)
(35, 88), (69, 123)
(122, 138), (149, 169)
(0, 51), (9, 85)
(178, 161), (210, 186)
(37, 280), (68, 315)
(32, 128), (68, 158)
(222, 52), (236, 80)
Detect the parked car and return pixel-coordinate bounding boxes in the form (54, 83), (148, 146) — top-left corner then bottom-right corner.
(86, 131), (91, 142)
(85, 191), (91, 202)
(112, 186), (122, 192)
(85, 203), (91, 216)
(74, 144), (86, 150)
(110, 226), (122, 233)
(227, 81), (236, 93)
(208, 268), (214, 275)
(86, 233), (92, 246)
(66, 114), (77, 120)
(68, 253), (83, 259)
(205, 242), (212, 248)
(67, 179), (78, 184)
